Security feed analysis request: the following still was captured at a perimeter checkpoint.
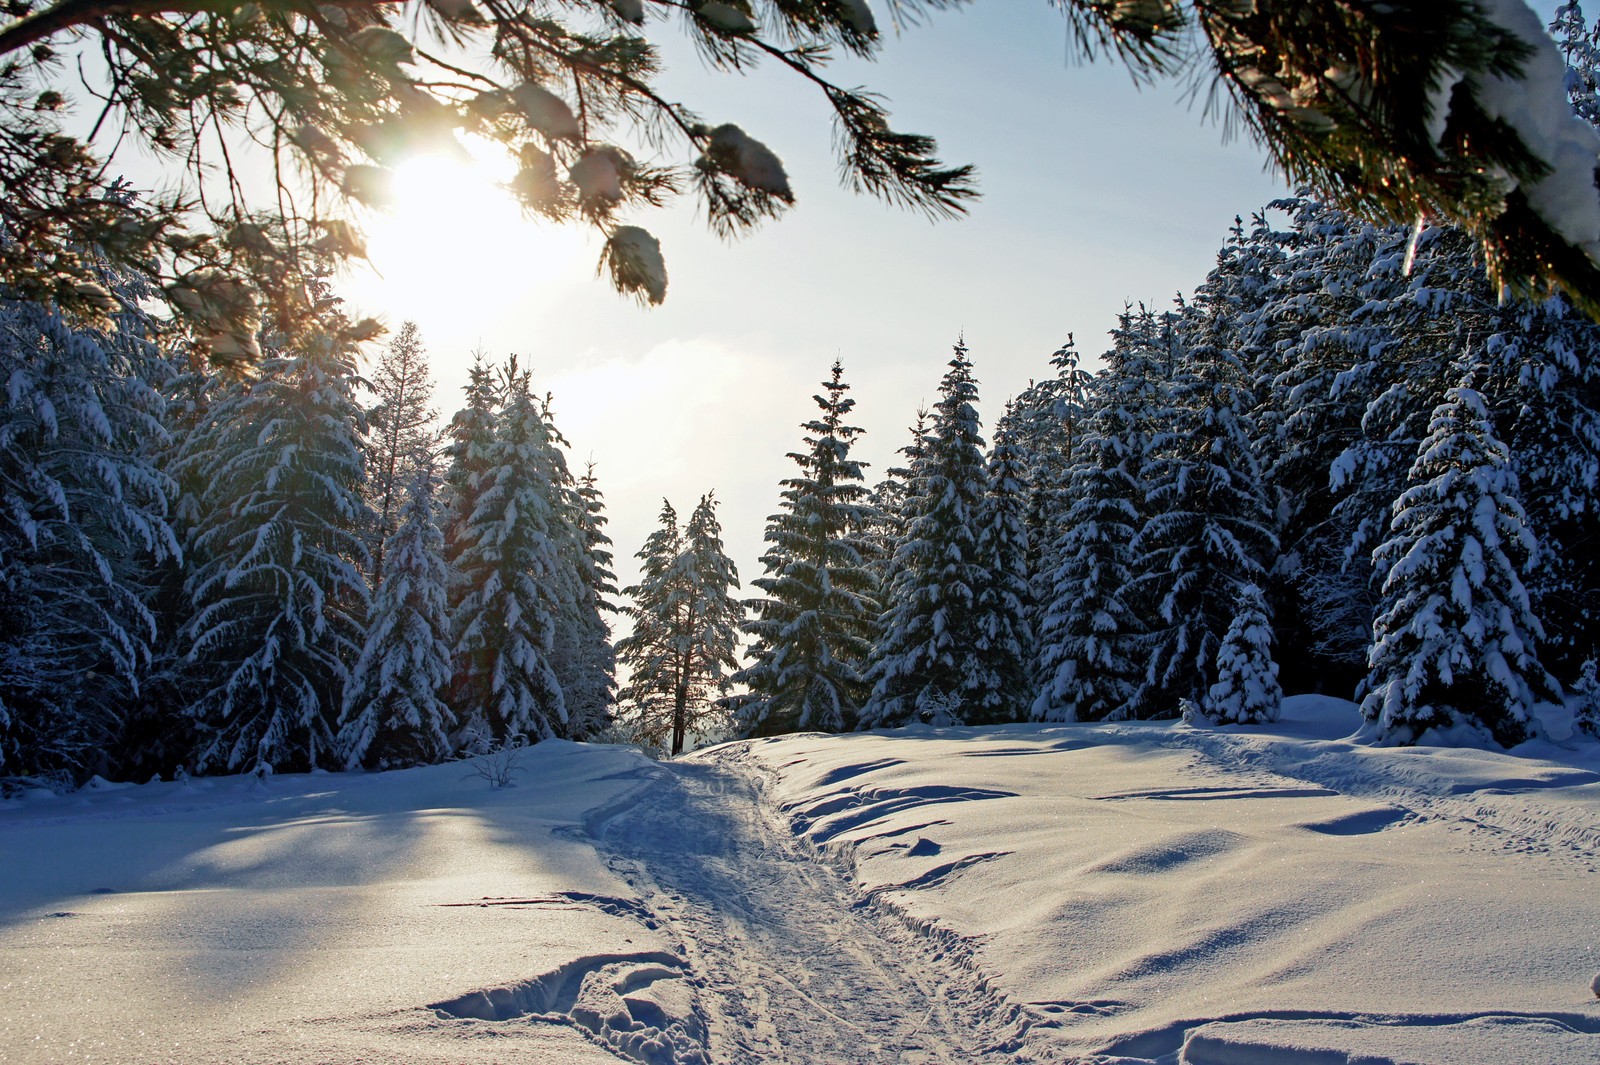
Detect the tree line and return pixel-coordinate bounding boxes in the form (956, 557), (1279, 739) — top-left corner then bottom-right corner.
(653, 7), (1600, 749)
(715, 194), (1600, 748)
(0, 284), (621, 787)
(8, 196), (1600, 787)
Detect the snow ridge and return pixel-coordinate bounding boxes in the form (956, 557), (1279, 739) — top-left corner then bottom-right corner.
(1168, 713), (1600, 871)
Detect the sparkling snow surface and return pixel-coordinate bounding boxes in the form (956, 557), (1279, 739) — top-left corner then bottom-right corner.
(4, 700), (1599, 1064)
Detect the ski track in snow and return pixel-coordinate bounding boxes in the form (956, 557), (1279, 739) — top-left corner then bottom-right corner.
(717, 716), (1600, 1065)
(1164, 725), (1600, 873)
(572, 749), (1047, 1065)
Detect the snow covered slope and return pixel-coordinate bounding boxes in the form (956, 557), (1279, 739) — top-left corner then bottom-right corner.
(721, 696), (1600, 1064)
(0, 742), (696, 1064)
(3, 699), (1598, 1064)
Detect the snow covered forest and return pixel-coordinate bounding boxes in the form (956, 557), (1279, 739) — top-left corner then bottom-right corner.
(9, 5), (1600, 790)
(6, 2), (1600, 1063)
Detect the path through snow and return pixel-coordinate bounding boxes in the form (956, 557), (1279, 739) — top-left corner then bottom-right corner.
(578, 747), (1046, 1064)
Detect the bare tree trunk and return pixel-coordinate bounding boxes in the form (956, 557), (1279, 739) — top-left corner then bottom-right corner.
(672, 667), (689, 756)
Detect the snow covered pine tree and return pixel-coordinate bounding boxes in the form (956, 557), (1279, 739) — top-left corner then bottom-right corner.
(341, 466), (455, 769)
(1361, 385), (1557, 746)
(618, 495), (743, 755)
(177, 320), (373, 774)
(1032, 310), (1166, 722)
(734, 361), (879, 736)
(363, 320), (439, 585)
(969, 417), (1034, 724)
(1128, 304), (1278, 718)
(862, 339), (998, 727)
(1204, 582), (1283, 725)
(450, 366), (569, 749)
(0, 253), (177, 782)
(551, 461), (619, 741)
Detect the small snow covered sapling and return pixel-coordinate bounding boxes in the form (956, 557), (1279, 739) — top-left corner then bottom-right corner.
(1204, 582), (1283, 725)
(1573, 660), (1600, 738)
(467, 735), (527, 789)
(918, 690), (963, 727)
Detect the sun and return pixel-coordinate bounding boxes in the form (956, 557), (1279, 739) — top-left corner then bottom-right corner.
(354, 135), (586, 327)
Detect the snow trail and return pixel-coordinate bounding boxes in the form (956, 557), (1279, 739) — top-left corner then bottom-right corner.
(580, 746), (1046, 1064)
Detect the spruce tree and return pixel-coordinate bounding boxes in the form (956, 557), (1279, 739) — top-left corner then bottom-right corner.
(1481, 294), (1600, 680)
(550, 456), (618, 741)
(616, 499), (682, 751)
(1203, 582), (1283, 725)
(177, 318), (372, 774)
(1032, 309), (1164, 721)
(1129, 315), (1278, 718)
(1255, 196), (1397, 688)
(969, 418), (1034, 724)
(340, 466), (455, 769)
(450, 367), (568, 748)
(1361, 385), (1556, 747)
(862, 408), (929, 625)
(364, 320), (438, 584)
(861, 339), (993, 727)
(440, 354), (499, 566)
(617, 494), (742, 755)
(1000, 337), (1093, 588)
(0, 258), (177, 781)
(734, 361), (879, 736)
(133, 351), (227, 779)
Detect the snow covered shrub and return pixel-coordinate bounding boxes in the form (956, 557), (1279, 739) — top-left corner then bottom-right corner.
(0, 767), (75, 799)
(1573, 660), (1600, 738)
(917, 690), (963, 727)
(466, 735), (527, 788)
(1204, 583), (1282, 725)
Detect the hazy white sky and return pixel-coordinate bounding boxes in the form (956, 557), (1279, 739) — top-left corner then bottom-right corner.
(331, 2), (1563, 595)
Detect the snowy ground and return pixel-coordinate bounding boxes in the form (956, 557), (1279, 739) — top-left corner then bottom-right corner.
(4, 697), (1598, 1064)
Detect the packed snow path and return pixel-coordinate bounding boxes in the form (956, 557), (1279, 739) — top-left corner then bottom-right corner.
(579, 746), (1044, 1064)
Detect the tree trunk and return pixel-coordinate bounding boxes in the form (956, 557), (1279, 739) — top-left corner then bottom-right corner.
(672, 673), (689, 756)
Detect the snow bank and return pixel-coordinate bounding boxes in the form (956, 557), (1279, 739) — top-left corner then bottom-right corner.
(6, 706), (1597, 1063)
(721, 697), (1600, 1064)
(0, 742), (702, 1064)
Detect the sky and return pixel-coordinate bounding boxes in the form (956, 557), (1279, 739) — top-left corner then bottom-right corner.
(331, 1), (1569, 597)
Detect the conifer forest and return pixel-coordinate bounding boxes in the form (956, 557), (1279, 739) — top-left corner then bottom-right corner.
(7, 5), (1600, 785)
